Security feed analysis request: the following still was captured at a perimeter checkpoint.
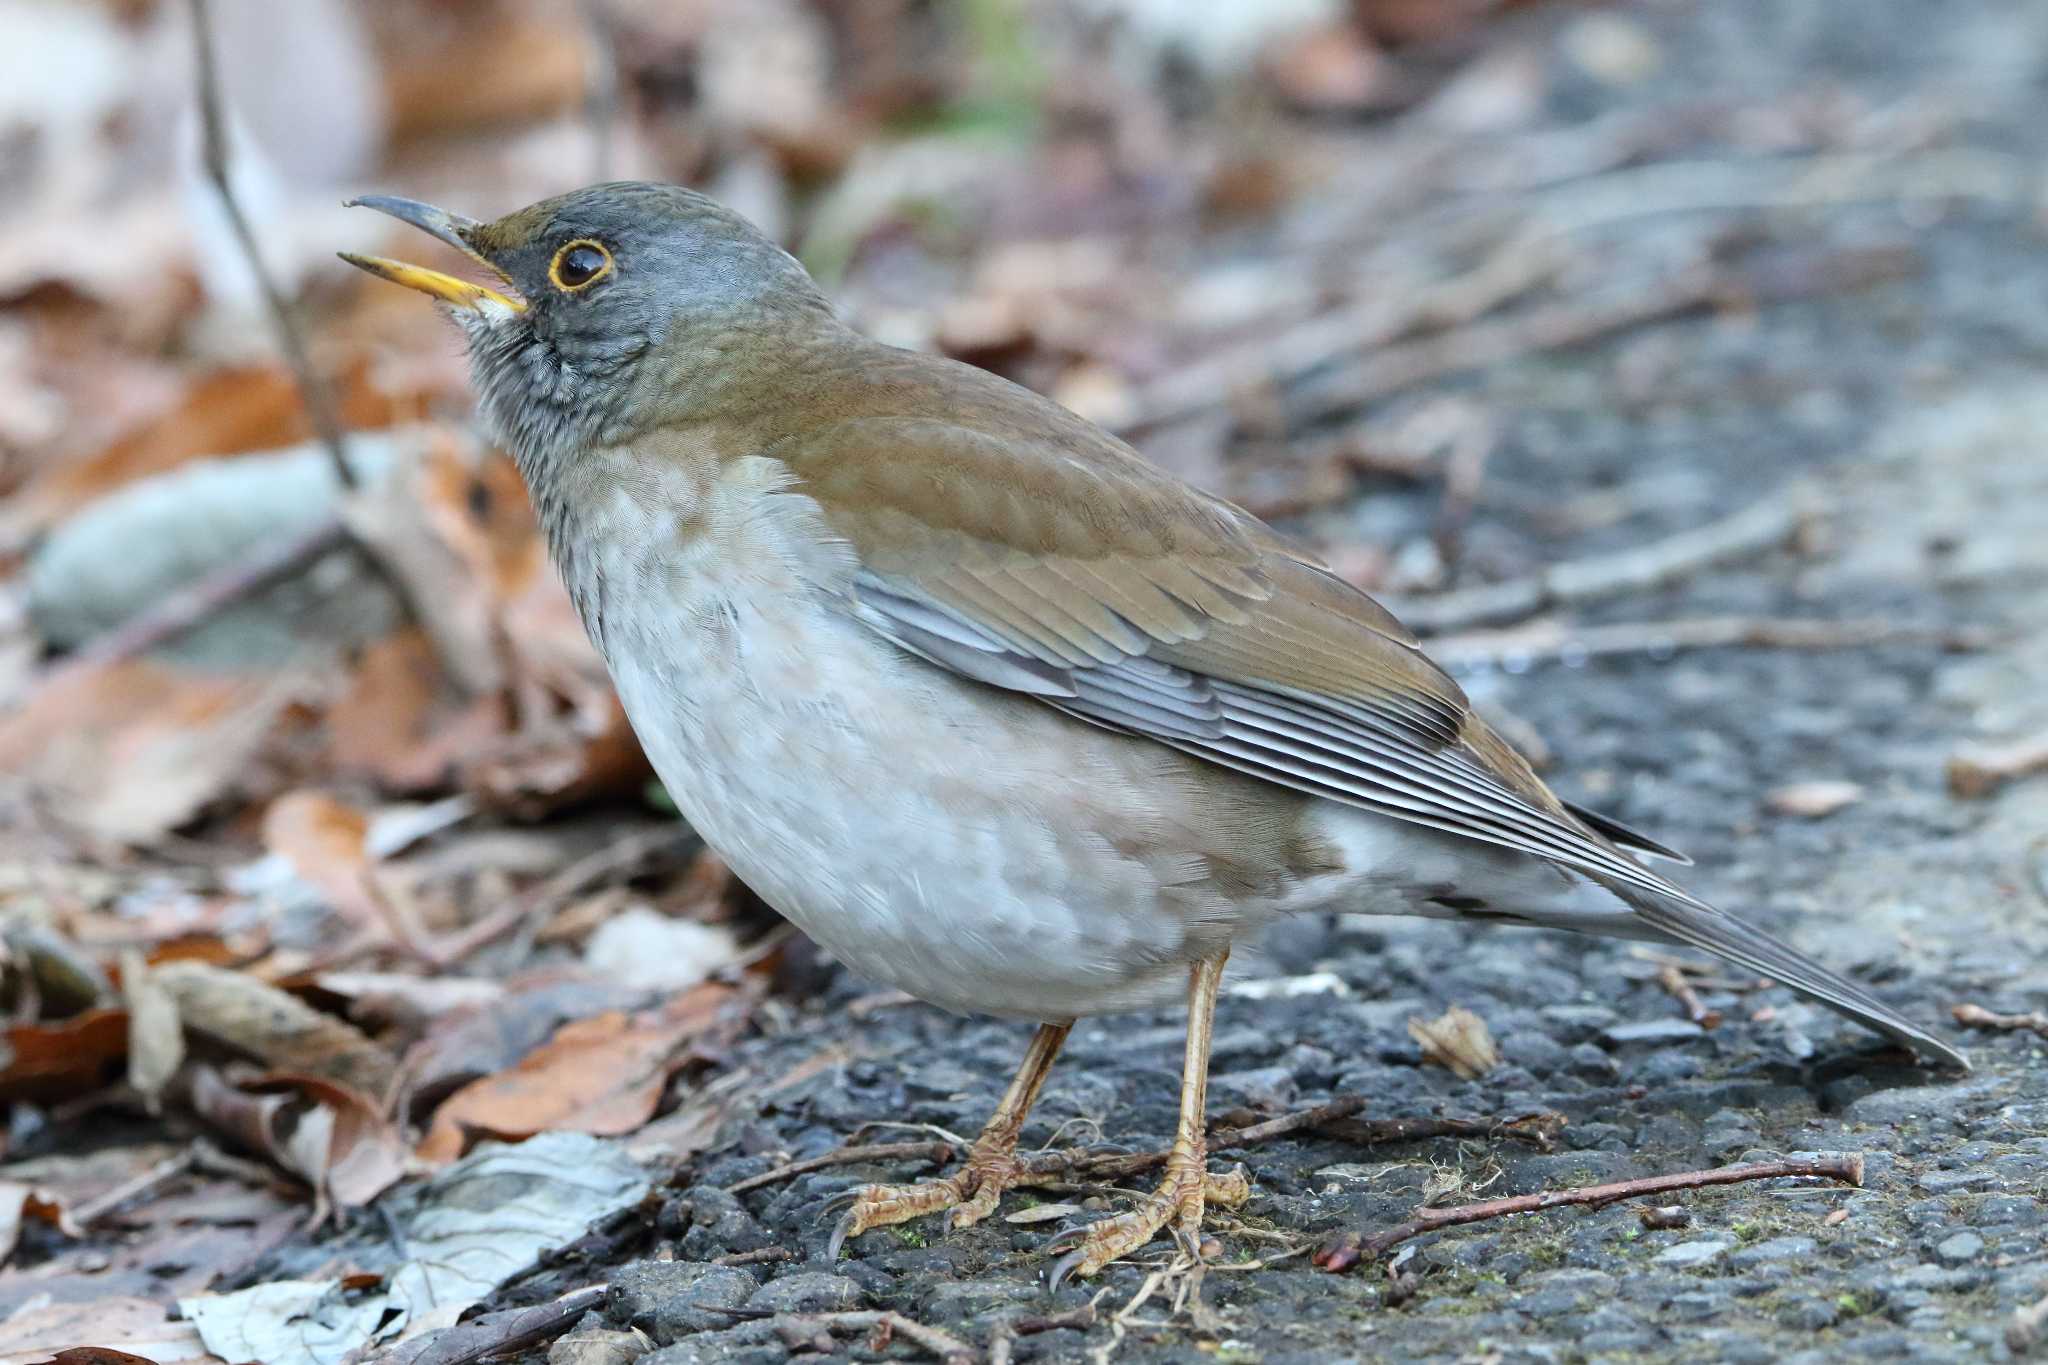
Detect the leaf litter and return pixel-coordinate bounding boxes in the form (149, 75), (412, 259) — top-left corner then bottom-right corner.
(0, 0), (2023, 1362)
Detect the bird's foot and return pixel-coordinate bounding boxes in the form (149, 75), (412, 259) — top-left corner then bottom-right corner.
(1045, 1156), (1251, 1289)
(826, 1146), (1045, 1258)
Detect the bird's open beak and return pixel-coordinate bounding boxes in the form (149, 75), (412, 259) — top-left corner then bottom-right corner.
(339, 195), (527, 316)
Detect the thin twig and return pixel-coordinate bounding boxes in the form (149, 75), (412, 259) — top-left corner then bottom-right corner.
(1424, 614), (1993, 671)
(577, 0), (620, 181)
(1312, 1154), (1863, 1269)
(1951, 1003), (2048, 1040)
(368, 1284), (607, 1365)
(71, 1147), (198, 1226)
(1947, 729), (2048, 800)
(435, 825), (696, 965)
(774, 1311), (975, 1365)
(1289, 245), (1918, 429)
(1386, 492), (1813, 634)
(1657, 965), (1723, 1029)
(713, 1245), (798, 1267)
(31, 517), (350, 687)
(1120, 231), (1563, 433)
(723, 1140), (954, 1194)
(187, 0), (353, 490)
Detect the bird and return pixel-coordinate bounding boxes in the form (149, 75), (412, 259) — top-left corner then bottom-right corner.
(343, 181), (1966, 1285)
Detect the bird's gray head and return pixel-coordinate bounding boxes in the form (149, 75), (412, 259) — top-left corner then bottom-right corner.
(343, 182), (832, 475)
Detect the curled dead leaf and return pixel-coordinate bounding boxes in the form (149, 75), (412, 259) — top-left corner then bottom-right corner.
(187, 1064), (406, 1211)
(151, 960), (397, 1101)
(0, 1007), (131, 1104)
(1408, 1005), (1499, 1080)
(416, 983), (737, 1165)
(0, 661), (304, 845)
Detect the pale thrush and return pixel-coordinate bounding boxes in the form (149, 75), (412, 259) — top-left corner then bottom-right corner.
(343, 183), (1966, 1284)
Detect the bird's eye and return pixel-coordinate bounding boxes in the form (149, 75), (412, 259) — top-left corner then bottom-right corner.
(549, 239), (613, 292)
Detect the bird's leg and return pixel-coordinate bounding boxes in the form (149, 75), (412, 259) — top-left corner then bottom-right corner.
(1046, 951), (1250, 1287)
(828, 1020), (1071, 1257)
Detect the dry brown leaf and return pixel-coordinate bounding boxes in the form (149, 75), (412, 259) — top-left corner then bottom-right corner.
(11, 363), (401, 536)
(0, 661), (301, 845)
(0, 1178), (80, 1263)
(186, 1065), (406, 1211)
(0, 1007), (131, 1103)
(1408, 1005), (1500, 1080)
(416, 984), (734, 1165)
(260, 790), (385, 931)
(375, 6), (591, 143)
(326, 627), (471, 790)
(0, 1296), (216, 1365)
(152, 960), (397, 1101)
(396, 977), (629, 1123)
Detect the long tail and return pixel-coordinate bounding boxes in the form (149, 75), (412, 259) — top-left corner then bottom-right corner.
(1615, 886), (1969, 1069)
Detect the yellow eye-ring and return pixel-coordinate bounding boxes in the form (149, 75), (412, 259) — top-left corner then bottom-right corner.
(549, 239), (613, 292)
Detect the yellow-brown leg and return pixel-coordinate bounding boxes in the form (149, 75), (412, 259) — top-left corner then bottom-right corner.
(1045, 952), (1250, 1288)
(827, 1020), (1071, 1259)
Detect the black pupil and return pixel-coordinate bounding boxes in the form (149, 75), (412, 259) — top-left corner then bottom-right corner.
(560, 245), (605, 285)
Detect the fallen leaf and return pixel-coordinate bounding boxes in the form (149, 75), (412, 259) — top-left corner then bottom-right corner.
(396, 978), (633, 1123)
(1408, 1005), (1499, 1080)
(0, 1296), (217, 1365)
(581, 906), (741, 993)
(0, 1178), (78, 1263)
(0, 661), (303, 845)
(152, 960), (396, 1100)
(260, 791), (391, 934)
(186, 1065), (406, 1211)
(416, 984), (735, 1164)
(11, 364), (400, 537)
(0, 1007), (131, 1103)
(1766, 780), (1864, 819)
(180, 1134), (648, 1365)
(120, 950), (185, 1106)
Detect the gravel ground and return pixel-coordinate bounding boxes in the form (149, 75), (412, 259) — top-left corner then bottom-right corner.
(253, 2), (2048, 1361)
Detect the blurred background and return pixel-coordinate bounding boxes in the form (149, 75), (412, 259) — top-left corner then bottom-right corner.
(3, 0), (2047, 1355)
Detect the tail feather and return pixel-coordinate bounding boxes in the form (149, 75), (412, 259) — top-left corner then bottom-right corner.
(1617, 887), (1969, 1070)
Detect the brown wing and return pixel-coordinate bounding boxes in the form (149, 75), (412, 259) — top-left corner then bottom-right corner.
(774, 411), (1691, 901)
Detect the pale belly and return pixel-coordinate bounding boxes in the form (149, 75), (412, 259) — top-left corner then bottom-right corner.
(604, 586), (1276, 1019)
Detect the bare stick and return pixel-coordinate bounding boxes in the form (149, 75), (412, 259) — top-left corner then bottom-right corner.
(1289, 245), (1917, 429)
(1423, 614), (1993, 670)
(31, 516), (350, 689)
(1119, 233), (1562, 434)
(768, 1311), (975, 1365)
(1947, 730), (2048, 800)
(371, 1283), (607, 1365)
(724, 1140), (954, 1194)
(1657, 965), (1723, 1030)
(576, 0), (619, 180)
(187, 0), (354, 491)
(1952, 1003), (2048, 1040)
(436, 825), (696, 965)
(1386, 493), (1812, 634)
(1312, 1154), (1863, 1269)
(713, 1245), (798, 1267)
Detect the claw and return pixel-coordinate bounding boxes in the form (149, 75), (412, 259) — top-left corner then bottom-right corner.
(819, 1188), (867, 1218)
(1047, 1246), (1091, 1296)
(826, 1209), (859, 1262)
